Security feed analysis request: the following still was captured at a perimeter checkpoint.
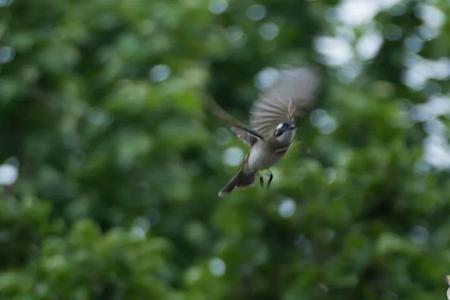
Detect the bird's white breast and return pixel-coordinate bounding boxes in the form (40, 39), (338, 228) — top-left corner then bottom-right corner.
(246, 130), (295, 172)
(247, 142), (280, 172)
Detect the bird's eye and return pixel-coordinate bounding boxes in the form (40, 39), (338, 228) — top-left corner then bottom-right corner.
(276, 123), (284, 130)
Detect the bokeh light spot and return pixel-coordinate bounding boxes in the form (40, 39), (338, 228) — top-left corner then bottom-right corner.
(149, 64), (171, 82)
(310, 109), (338, 134)
(259, 22), (279, 40)
(223, 147), (244, 167)
(0, 0), (13, 7)
(255, 67), (280, 90)
(0, 47), (15, 64)
(409, 225), (429, 245)
(356, 31), (383, 60)
(208, 0), (228, 15)
(246, 4), (266, 21)
(278, 198), (296, 218)
(314, 36), (353, 66)
(208, 257), (226, 276)
(0, 162), (18, 186)
(226, 26), (247, 48)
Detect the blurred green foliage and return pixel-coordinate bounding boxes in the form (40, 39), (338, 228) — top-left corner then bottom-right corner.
(1, 0), (450, 299)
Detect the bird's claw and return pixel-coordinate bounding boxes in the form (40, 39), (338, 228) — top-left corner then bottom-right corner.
(267, 170), (273, 190)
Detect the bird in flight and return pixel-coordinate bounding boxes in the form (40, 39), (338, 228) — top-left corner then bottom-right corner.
(210, 67), (320, 198)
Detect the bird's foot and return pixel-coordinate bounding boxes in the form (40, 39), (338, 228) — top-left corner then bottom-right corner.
(267, 170), (273, 189)
(258, 173), (264, 188)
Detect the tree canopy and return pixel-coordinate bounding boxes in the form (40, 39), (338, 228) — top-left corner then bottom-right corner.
(0, 0), (449, 299)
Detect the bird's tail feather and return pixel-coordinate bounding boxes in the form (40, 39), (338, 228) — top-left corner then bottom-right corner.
(218, 169), (256, 198)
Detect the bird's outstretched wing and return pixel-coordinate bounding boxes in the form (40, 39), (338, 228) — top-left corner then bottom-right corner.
(207, 99), (264, 145)
(250, 67), (320, 138)
(230, 127), (259, 146)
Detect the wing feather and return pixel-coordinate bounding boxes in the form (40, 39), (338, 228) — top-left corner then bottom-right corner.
(231, 127), (259, 146)
(250, 67), (320, 138)
(207, 99), (264, 144)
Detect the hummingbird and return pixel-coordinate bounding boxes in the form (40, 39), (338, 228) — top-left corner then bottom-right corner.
(210, 68), (319, 198)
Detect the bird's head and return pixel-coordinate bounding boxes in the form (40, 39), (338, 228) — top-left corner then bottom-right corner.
(274, 122), (296, 143)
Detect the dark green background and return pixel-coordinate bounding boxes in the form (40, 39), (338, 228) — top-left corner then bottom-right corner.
(0, 0), (449, 299)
